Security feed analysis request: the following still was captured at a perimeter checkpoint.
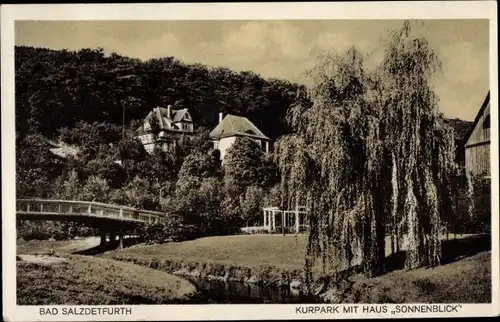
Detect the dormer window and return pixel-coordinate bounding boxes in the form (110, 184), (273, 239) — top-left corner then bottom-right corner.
(244, 129), (256, 135)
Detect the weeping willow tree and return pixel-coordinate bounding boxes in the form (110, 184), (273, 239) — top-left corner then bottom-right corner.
(380, 22), (458, 270)
(275, 21), (458, 289)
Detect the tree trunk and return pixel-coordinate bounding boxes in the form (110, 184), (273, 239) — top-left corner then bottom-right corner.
(390, 233), (394, 255)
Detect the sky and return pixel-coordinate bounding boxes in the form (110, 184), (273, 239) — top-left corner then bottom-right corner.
(15, 19), (490, 121)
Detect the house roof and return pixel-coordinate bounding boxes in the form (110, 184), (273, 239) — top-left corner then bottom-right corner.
(209, 114), (270, 141)
(144, 107), (192, 124)
(136, 106), (192, 135)
(464, 91), (490, 144)
(172, 108), (189, 123)
(135, 126), (148, 136)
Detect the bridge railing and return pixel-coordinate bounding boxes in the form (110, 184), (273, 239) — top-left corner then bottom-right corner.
(16, 199), (164, 224)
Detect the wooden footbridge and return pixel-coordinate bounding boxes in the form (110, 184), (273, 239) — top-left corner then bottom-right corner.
(16, 199), (166, 248)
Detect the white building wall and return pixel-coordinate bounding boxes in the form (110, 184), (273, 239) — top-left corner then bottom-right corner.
(218, 136), (237, 162)
(216, 136), (269, 162)
(137, 134), (157, 154)
(144, 144), (155, 154)
(138, 134), (154, 146)
(176, 122), (194, 132)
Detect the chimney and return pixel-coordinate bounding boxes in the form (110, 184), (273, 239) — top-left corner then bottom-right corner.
(167, 105), (172, 119)
(219, 112), (224, 124)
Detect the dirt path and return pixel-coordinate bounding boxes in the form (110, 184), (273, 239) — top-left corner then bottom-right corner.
(57, 237), (101, 253)
(17, 237), (102, 255)
(17, 254), (68, 265)
(17, 237), (100, 266)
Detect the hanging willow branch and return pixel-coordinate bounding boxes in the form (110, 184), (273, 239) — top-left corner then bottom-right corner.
(275, 21), (458, 288)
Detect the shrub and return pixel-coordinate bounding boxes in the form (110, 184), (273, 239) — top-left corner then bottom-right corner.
(17, 220), (98, 241)
(137, 215), (202, 244)
(240, 227), (269, 235)
(468, 176), (491, 233)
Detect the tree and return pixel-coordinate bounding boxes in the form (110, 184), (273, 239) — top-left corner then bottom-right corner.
(275, 21), (457, 289)
(240, 185), (265, 227)
(177, 151), (220, 179)
(223, 137), (264, 194)
(123, 176), (158, 210)
(171, 150), (224, 234)
(136, 145), (178, 186)
(220, 195), (243, 233)
(53, 170), (81, 200)
(115, 136), (147, 163)
(379, 22), (457, 270)
(467, 174), (491, 233)
(197, 177), (225, 233)
(58, 121), (121, 149)
(179, 127), (213, 155)
(260, 152), (280, 188)
(222, 138), (280, 231)
(264, 184), (281, 208)
(114, 136), (148, 181)
(79, 175), (111, 203)
(16, 134), (64, 198)
(84, 149), (127, 189)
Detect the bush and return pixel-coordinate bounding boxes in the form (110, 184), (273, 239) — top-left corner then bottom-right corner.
(240, 227), (269, 235)
(467, 176), (491, 233)
(175, 224), (201, 241)
(445, 172), (491, 235)
(17, 220), (97, 241)
(140, 223), (170, 244)
(137, 215), (203, 244)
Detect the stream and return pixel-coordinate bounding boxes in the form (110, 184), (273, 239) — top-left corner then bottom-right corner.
(71, 237), (322, 303)
(186, 277), (321, 304)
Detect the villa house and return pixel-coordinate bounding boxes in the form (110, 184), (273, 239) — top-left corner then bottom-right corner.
(464, 91), (491, 178)
(135, 105), (195, 153)
(209, 112), (271, 162)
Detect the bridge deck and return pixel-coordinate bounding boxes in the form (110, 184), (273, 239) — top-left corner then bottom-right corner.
(16, 199), (165, 225)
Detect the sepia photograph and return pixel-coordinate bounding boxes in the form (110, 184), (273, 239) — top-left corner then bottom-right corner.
(2, 2), (498, 320)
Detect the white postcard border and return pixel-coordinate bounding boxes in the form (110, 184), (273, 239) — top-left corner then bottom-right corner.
(2, 1), (498, 321)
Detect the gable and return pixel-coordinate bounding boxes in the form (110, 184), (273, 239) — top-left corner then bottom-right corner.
(209, 114), (270, 141)
(465, 92), (491, 146)
(172, 108), (193, 123)
(137, 107), (194, 134)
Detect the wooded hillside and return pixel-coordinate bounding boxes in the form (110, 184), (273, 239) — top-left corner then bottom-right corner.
(15, 46), (299, 141)
(15, 45), (473, 145)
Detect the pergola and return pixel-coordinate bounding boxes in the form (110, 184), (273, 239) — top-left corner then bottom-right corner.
(262, 206), (308, 233)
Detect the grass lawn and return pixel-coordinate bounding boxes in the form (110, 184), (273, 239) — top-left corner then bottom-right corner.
(349, 251), (491, 303)
(106, 233), (481, 270)
(108, 234), (309, 270)
(17, 255), (197, 305)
